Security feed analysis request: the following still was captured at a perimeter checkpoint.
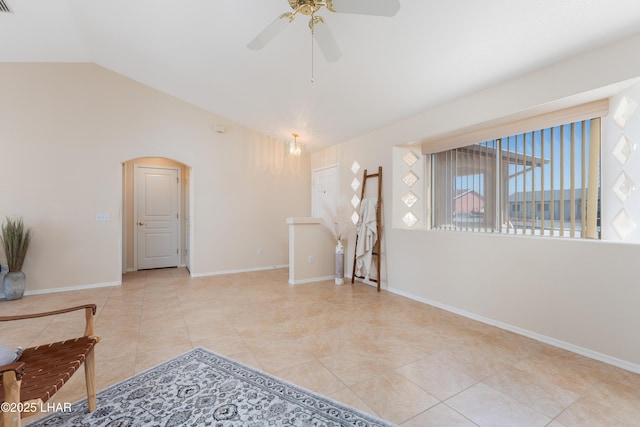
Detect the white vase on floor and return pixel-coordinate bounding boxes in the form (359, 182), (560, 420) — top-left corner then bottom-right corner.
(335, 240), (344, 285)
(3, 271), (26, 300)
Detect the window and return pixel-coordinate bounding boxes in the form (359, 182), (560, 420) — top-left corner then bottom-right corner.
(430, 118), (601, 239)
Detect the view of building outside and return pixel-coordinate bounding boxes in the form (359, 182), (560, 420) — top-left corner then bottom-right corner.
(433, 119), (600, 238)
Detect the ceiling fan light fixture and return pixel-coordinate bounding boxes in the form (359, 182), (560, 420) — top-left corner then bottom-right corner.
(248, 0), (400, 63)
(288, 0), (322, 15)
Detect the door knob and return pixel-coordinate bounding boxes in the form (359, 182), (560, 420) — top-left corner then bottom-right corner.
(138, 222), (145, 226)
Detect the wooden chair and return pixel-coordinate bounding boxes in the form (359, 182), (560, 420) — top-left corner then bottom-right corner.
(0, 304), (100, 427)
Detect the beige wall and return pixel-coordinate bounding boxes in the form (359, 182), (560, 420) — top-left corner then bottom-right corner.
(287, 218), (336, 284)
(0, 63), (310, 292)
(312, 34), (640, 371)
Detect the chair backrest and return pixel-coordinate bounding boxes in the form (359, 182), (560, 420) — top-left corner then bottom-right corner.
(0, 304), (100, 427)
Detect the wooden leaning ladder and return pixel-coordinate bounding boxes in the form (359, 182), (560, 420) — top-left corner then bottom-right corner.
(351, 166), (383, 291)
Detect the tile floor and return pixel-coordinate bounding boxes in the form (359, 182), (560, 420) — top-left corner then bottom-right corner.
(2, 267), (640, 426)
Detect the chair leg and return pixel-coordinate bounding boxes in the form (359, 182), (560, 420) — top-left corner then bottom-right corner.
(1, 370), (22, 427)
(84, 349), (97, 412)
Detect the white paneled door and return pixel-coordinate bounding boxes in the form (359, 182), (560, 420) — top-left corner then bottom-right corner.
(135, 166), (180, 270)
(312, 165), (339, 218)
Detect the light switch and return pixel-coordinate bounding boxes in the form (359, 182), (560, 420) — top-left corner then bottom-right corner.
(96, 213), (110, 221)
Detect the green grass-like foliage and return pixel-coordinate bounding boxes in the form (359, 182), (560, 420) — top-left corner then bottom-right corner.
(1, 217), (32, 272)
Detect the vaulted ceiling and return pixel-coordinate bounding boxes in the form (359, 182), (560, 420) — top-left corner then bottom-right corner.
(3, 0), (640, 151)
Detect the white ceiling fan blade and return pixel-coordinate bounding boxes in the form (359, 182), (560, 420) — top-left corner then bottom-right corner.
(247, 14), (291, 51)
(313, 20), (342, 62)
(329, 0), (400, 17)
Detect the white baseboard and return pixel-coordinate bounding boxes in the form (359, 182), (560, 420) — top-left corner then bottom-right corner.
(288, 275), (335, 285)
(190, 264), (288, 278)
(0, 280), (122, 299)
(386, 285), (640, 374)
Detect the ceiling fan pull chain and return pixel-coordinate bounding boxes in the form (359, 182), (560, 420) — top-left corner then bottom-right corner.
(310, 17), (315, 83)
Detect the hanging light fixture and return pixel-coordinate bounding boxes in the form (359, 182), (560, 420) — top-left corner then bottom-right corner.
(286, 133), (303, 157)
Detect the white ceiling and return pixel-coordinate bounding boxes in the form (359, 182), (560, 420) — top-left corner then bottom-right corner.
(3, 0), (640, 151)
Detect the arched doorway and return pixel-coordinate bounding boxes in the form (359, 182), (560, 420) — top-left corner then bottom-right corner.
(122, 157), (191, 273)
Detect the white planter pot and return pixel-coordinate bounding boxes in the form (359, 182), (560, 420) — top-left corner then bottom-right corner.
(3, 271), (26, 300)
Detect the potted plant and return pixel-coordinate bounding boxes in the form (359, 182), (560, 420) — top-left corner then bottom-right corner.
(1, 216), (33, 300)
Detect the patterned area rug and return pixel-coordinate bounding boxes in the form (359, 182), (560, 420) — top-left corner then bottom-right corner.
(28, 347), (396, 426)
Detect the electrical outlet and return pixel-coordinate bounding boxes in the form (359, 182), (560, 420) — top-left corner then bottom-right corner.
(257, 248), (263, 256)
(96, 213), (110, 221)
(308, 255), (314, 264)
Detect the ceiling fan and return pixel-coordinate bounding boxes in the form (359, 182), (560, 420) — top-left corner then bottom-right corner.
(247, 0), (401, 62)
